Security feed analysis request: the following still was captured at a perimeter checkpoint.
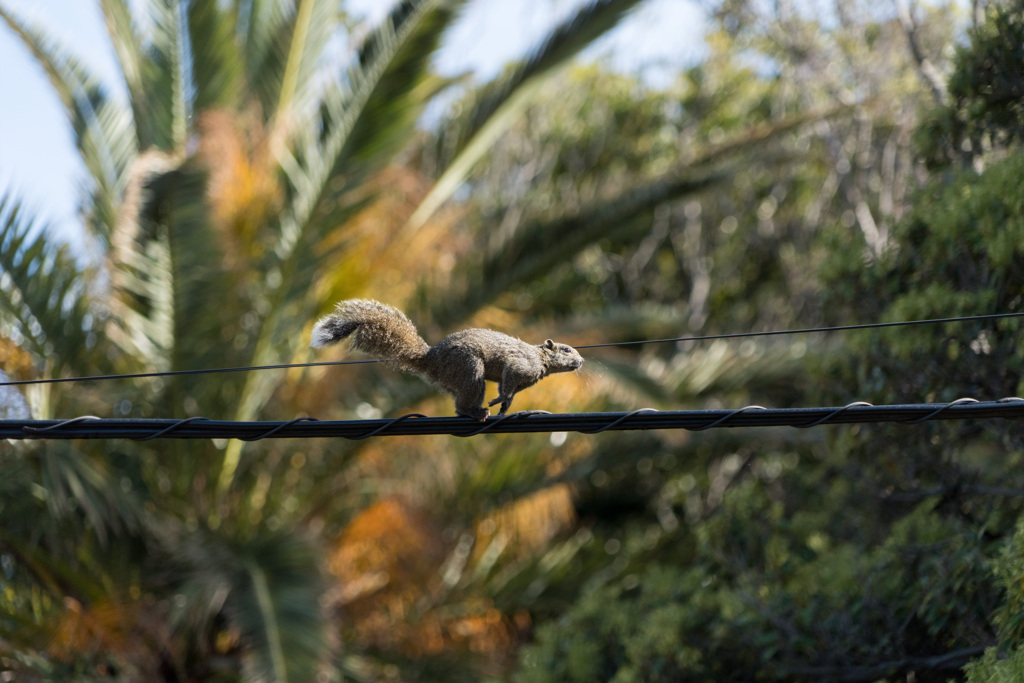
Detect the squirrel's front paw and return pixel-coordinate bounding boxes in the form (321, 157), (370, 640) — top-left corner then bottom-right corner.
(458, 407), (490, 422)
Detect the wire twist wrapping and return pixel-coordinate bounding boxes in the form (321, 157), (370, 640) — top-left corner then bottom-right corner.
(4, 397), (1023, 441)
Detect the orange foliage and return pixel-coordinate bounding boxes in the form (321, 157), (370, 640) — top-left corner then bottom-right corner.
(328, 497), (526, 664)
(198, 108), (281, 267)
(477, 484), (576, 559)
(329, 497), (446, 606)
(0, 335), (33, 380)
(313, 165), (470, 310)
(47, 596), (173, 675)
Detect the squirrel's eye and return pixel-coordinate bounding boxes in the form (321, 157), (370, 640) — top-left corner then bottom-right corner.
(561, 347), (570, 353)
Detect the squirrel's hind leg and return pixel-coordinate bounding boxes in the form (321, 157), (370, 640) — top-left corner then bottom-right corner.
(448, 357), (489, 421)
(489, 374), (520, 415)
(488, 392), (515, 415)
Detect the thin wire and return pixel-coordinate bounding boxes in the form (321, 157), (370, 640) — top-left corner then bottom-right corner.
(573, 311), (1024, 349)
(2, 311), (1021, 387)
(0, 358), (379, 387)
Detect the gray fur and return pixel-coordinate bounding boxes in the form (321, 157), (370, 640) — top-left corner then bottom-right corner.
(310, 299), (583, 420)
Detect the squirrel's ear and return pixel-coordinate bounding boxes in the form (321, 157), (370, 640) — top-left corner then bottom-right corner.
(544, 339), (555, 349)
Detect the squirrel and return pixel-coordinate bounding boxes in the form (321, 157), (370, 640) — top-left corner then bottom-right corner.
(310, 299), (584, 421)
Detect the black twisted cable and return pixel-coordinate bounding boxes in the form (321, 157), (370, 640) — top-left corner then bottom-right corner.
(5, 397), (1023, 440)
(456, 410), (554, 437)
(21, 415), (101, 434)
(795, 401), (874, 428)
(349, 413), (428, 440)
(689, 405), (768, 431)
(900, 397), (979, 425)
(241, 417), (321, 441)
(578, 408), (659, 434)
(133, 416), (213, 441)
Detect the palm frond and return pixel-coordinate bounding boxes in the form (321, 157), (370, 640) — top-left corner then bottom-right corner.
(170, 528), (327, 682)
(430, 165), (730, 328)
(237, 0), (288, 65)
(238, 0), (293, 117)
(274, 0), (338, 118)
(108, 157), (236, 388)
(1, 444), (146, 571)
(225, 0), (464, 433)
(270, 0), (464, 298)
(334, 0), (465, 176)
(35, 442), (146, 548)
(281, 0), (463, 247)
(428, 103), (839, 328)
(0, 195), (96, 379)
(155, 0), (192, 149)
(187, 0), (245, 112)
(594, 340), (814, 404)
(406, 0), (644, 231)
(98, 0), (146, 107)
(137, 0), (189, 150)
(0, 3), (137, 245)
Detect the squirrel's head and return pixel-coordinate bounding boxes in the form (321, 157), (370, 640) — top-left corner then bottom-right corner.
(542, 339), (584, 373)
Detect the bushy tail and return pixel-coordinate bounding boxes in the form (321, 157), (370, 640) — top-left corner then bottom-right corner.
(310, 299), (430, 372)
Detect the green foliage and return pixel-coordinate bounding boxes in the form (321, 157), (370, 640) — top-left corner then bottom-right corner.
(971, 516), (1024, 678)
(822, 151), (1024, 405)
(516, 476), (999, 682)
(963, 647), (1024, 683)
(409, 0), (645, 231)
(962, 514), (1024, 681)
(0, 197), (97, 383)
(429, 53), (833, 340)
(501, 3), (1024, 682)
(811, 7), (1024, 678)
(918, 0), (1024, 167)
(166, 528), (327, 683)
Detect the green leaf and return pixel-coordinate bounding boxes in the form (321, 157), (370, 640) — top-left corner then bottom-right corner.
(281, 0), (464, 249)
(98, 0), (146, 107)
(335, 0), (466, 171)
(187, 0), (245, 112)
(0, 194), (95, 378)
(140, 0), (189, 149)
(238, 0), (293, 117)
(274, 0), (338, 118)
(407, 0), (644, 231)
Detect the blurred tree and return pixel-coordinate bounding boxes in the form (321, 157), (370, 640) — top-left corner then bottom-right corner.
(917, 0), (1024, 169)
(819, 148), (1024, 680)
(509, 0), (1024, 680)
(0, 0), (653, 678)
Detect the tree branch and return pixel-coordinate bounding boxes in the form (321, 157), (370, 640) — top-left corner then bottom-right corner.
(894, 0), (949, 105)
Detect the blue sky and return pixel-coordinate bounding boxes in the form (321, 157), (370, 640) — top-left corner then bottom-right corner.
(0, 0), (704, 248)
